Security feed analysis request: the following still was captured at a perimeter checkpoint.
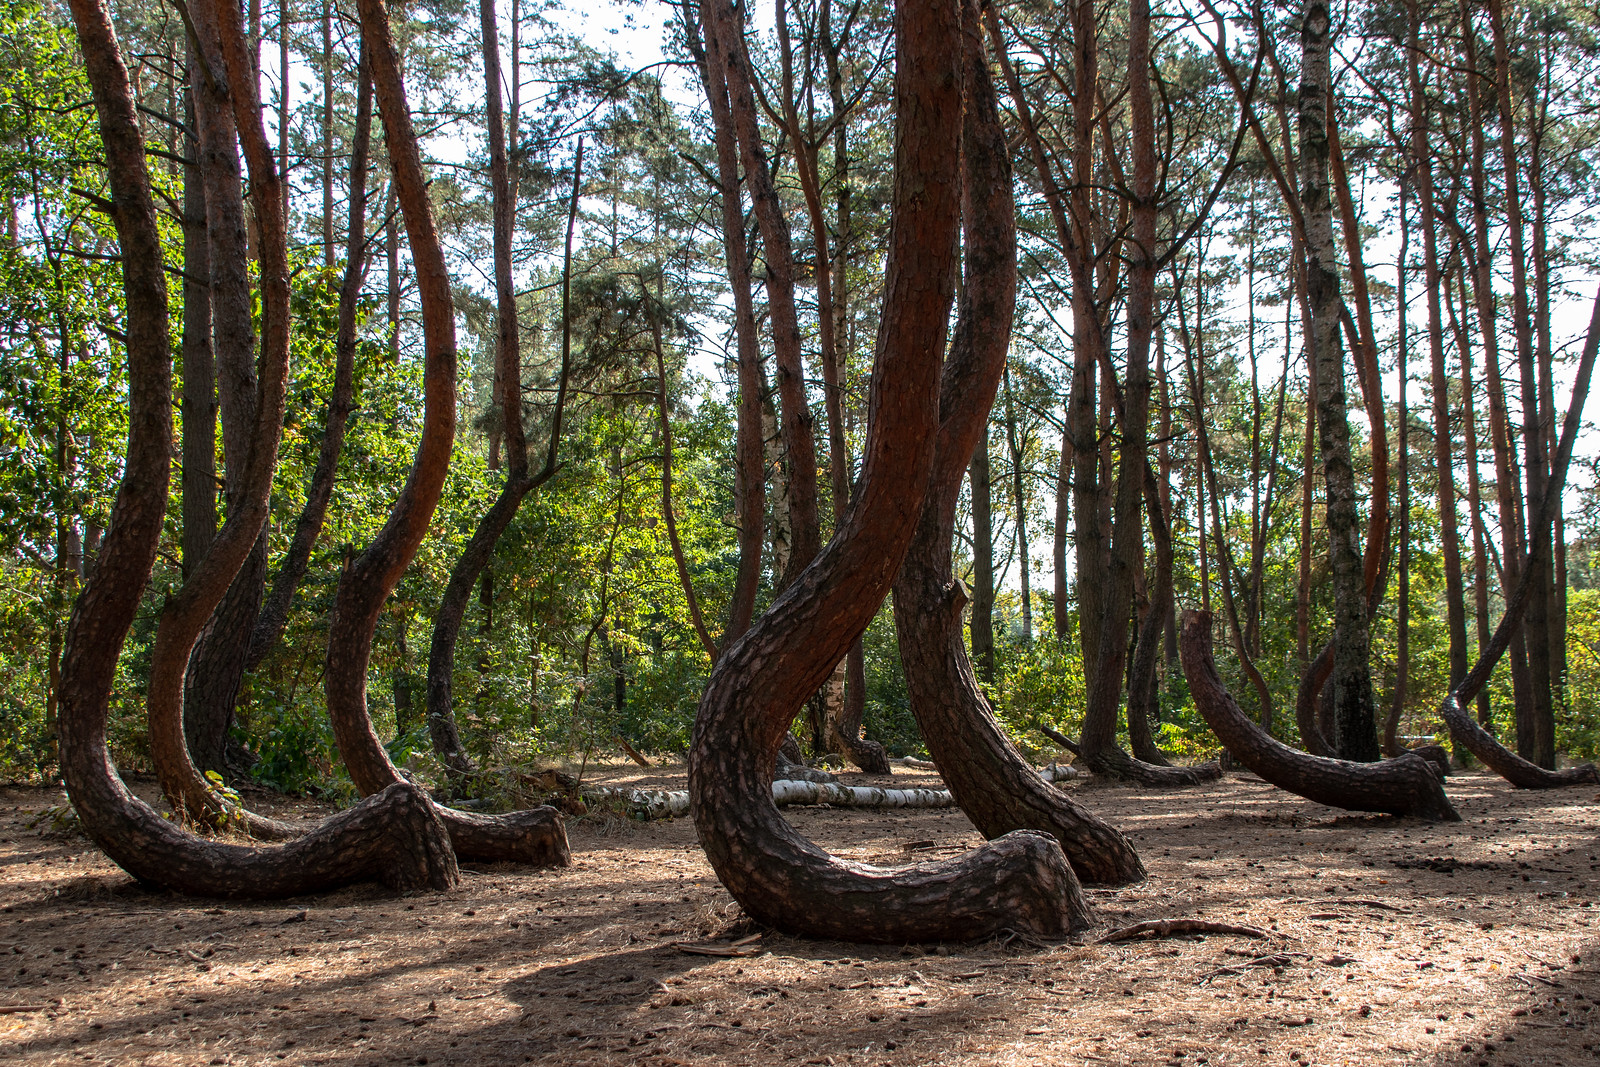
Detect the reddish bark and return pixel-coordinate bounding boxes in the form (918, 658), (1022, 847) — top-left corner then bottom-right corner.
(147, 0), (296, 840)
(688, 0), (1091, 942)
(1181, 614), (1459, 822)
(323, 0), (569, 867)
(58, 0), (457, 897)
(892, 11), (1143, 885)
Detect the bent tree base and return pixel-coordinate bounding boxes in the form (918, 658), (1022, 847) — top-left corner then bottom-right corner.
(1181, 612), (1459, 822)
(688, 0), (1092, 943)
(57, 0), (458, 902)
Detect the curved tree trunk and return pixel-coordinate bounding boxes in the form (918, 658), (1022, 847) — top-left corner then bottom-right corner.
(688, 0), (1092, 943)
(244, 48), (373, 675)
(174, 0), (268, 781)
(58, 0), (458, 898)
(321, 0), (569, 868)
(1181, 614), (1459, 821)
(147, 0), (297, 841)
(1437, 286), (1600, 789)
(421, 29), (581, 784)
(892, 16), (1143, 885)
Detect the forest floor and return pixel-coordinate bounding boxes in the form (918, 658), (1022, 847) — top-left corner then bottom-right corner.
(0, 765), (1596, 1067)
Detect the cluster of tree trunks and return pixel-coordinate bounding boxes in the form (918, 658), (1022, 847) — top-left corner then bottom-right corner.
(688, 0), (1096, 944)
(59, 0), (564, 899)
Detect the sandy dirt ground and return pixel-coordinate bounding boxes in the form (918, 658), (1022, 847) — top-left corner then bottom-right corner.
(0, 765), (1596, 1066)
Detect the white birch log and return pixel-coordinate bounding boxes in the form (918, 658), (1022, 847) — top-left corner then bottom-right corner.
(586, 779), (956, 820)
(890, 756), (938, 771)
(1038, 763), (1081, 784)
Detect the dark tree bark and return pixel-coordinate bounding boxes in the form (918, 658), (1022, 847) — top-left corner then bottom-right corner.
(1074, 0), (1221, 788)
(681, 0), (763, 649)
(1487, 0), (1556, 770)
(149, 0), (296, 839)
(1386, 190), (1411, 759)
(1410, 10), (1469, 758)
(703, 0), (821, 585)
(892, 16), (1142, 885)
(1462, 0), (1533, 751)
(1300, 1), (1376, 762)
(244, 48), (373, 674)
(1437, 285), (1600, 789)
(420, 7), (577, 784)
(59, 0), (457, 897)
(323, 0), (569, 868)
(969, 440), (996, 687)
(1181, 614), (1458, 822)
(1450, 254), (1495, 733)
(688, 0), (1092, 943)
(179, 0), (270, 779)
(179, 64), (216, 582)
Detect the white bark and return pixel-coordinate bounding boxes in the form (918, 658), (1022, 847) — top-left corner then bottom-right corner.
(587, 779), (957, 820)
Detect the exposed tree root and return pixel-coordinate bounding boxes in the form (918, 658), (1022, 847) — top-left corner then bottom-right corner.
(1181, 612), (1460, 822)
(1440, 695), (1597, 788)
(1098, 919), (1272, 944)
(687, 0), (1094, 943)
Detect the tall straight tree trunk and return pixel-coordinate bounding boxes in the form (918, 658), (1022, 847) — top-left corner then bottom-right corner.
(1462, 0), (1531, 743)
(150, 0), (296, 836)
(703, 0), (821, 584)
(180, 67), (216, 581)
(182, 0), (270, 778)
(320, 0), (333, 267)
(684, 1), (764, 647)
(1410, 13), (1469, 759)
(1076, 0), (1216, 788)
(1002, 365), (1032, 643)
(1488, 0), (1555, 768)
(1300, 1), (1376, 761)
(1450, 248), (1496, 734)
(1387, 190), (1411, 758)
(969, 436), (996, 686)
(1528, 65), (1566, 725)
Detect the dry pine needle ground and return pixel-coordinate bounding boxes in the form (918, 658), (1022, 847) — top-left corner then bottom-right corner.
(0, 767), (1595, 1066)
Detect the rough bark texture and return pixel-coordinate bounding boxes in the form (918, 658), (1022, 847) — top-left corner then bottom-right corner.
(1462, 3), (1533, 753)
(1072, 0), (1219, 789)
(892, 18), (1143, 886)
(148, 0), (295, 840)
(58, 0), (458, 897)
(1181, 614), (1459, 822)
(421, 31), (577, 785)
(968, 440), (996, 685)
(323, 0), (569, 868)
(179, 69), (216, 582)
(245, 50), (372, 674)
(683, 1), (764, 647)
(178, 0), (267, 779)
(703, 0), (821, 584)
(1437, 286), (1600, 789)
(1300, 1), (1376, 762)
(688, 0), (1092, 943)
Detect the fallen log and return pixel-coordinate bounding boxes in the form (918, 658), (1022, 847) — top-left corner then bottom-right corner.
(587, 779), (957, 820)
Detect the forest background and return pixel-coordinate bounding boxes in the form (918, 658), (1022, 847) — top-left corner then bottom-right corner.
(4, 0), (1600, 800)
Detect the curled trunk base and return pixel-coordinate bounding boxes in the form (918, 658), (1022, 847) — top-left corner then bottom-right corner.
(1079, 744), (1224, 787)
(1440, 694), (1597, 789)
(1182, 612), (1459, 822)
